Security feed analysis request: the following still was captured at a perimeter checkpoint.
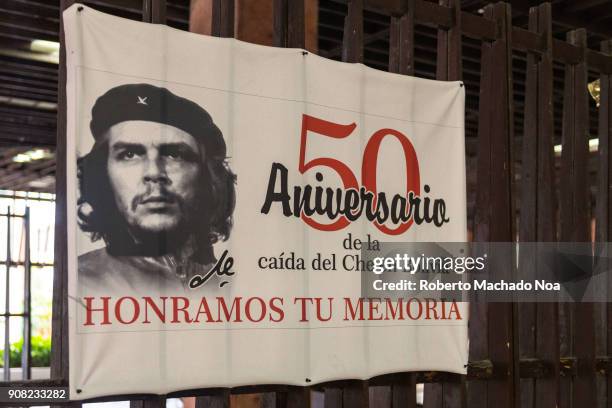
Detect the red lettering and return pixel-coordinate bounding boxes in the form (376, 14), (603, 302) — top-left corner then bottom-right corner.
(294, 297), (313, 322)
(115, 296), (140, 324)
(217, 297), (242, 322)
(143, 296), (167, 323)
(385, 298), (404, 320)
(406, 298), (423, 320)
(245, 297), (266, 322)
(315, 297), (333, 322)
(425, 299), (439, 320)
(343, 297), (364, 321)
(194, 298), (216, 323)
(368, 298), (383, 320)
(171, 297), (192, 323)
(362, 129), (420, 235)
(447, 301), (462, 320)
(84, 296), (112, 326)
(269, 297), (285, 322)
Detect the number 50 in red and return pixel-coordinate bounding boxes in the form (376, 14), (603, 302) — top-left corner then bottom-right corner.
(299, 114), (421, 235)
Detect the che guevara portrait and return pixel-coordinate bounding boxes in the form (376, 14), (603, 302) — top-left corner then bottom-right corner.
(76, 83), (236, 291)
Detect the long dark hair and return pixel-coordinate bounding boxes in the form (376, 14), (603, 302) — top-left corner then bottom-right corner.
(77, 138), (236, 262)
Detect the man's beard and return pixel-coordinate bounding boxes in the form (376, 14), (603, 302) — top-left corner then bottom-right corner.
(124, 188), (202, 257)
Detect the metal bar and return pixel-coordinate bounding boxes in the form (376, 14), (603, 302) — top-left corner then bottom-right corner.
(0, 194), (55, 203)
(0, 262), (54, 267)
(342, 0), (364, 63)
(4, 206), (11, 382)
(21, 206), (31, 380)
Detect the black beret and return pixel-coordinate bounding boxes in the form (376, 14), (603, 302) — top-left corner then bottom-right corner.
(89, 83), (226, 159)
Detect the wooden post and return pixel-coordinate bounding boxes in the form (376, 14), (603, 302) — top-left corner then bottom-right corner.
(424, 1), (464, 407)
(143, 0), (166, 24)
(273, 0), (305, 49)
(436, 0), (462, 81)
(342, 0), (363, 63)
(343, 381), (369, 408)
(211, 0), (235, 37)
(472, 3), (515, 408)
(391, 374), (416, 408)
(273, 0), (288, 47)
(560, 28), (596, 408)
(388, 0), (414, 75)
(597, 38), (612, 408)
(519, 4), (559, 408)
(195, 391), (230, 408)
(595, 39), (612, 408)
(51, 0), (75, 404)
(531, 5), (559, 408)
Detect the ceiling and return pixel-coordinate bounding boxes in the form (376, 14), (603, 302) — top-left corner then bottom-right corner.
(0, 0), (609, 208)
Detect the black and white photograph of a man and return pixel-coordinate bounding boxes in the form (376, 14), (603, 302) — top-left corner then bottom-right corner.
(77, 83), (236, 291)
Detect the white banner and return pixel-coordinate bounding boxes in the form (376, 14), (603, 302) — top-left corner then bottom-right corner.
(65, 4), (468, 399)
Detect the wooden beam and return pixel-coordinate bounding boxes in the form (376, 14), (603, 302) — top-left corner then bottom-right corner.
(2, 0), (59, 20)
(566, 0), (611, 13)
(342, 0), (364, 63)
(50, 2), (74, 402)
(388, 0), (414, 75)
(596, 38), (612, 408)
(560, 28), (596, 408)
(211, 0), (234, 38)
(0, 25), (58, 43)
(472, 3), (516, 408)
(518, 5), (559, 408)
